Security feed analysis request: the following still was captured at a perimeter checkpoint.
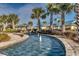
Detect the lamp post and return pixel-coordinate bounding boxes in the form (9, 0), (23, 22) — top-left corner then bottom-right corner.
(75, 3), (79, 40)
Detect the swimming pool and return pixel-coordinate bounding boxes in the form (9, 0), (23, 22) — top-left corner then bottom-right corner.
(0, 34), (66, 56)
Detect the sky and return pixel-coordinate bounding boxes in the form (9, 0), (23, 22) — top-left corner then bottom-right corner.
(0, 3), (76, 26)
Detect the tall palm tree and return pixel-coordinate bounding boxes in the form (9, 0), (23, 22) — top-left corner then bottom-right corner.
(59, 3), (74, 32)
(46, 3), (60, 30)
(31, 8), (45, 32)
(8, 14), (19, 29)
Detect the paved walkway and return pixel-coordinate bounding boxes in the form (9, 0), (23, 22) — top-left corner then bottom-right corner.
(52, 35), (79, 56)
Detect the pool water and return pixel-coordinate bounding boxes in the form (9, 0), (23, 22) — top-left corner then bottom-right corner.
(0, 35), (66, 56)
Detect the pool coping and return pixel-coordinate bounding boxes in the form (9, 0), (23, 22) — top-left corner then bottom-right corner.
(41, 34), (76, 56)
(49, 35), (77, 56)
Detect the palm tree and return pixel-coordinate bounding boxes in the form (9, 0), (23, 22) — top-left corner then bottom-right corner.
(28, 21), (33, 27)
(46, 3), (60, 30)
(31, 8), (45, 32)
(0, 14), (19, 31)
(0, 16), (4, 31)
(59, 3), (74, 32)
(28, 21), (33, 32)
(54, 18), (61, 29)
(42, 20), (47, 27)
(0, 15), (8, 31)
(8, 14), (19, 29)
(42, 20), (47, 32)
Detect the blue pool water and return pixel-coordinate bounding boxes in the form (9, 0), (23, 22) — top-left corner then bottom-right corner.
(0, 35), (66, 56)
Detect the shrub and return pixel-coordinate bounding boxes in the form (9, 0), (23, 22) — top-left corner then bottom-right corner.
(64, 32), (71, 38)
(5, 28), (17, 33)
(51, 30), (62, 35)
(0, 34), (10, 42)
(15, 33), (24, 37)
(64, 32), (77, 40)
(18, 34), (24, 37)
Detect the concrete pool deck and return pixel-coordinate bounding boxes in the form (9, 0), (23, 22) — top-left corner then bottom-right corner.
(52, 35), (79, 56)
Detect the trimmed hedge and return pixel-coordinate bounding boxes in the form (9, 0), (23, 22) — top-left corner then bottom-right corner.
(5, 28), (17, 33)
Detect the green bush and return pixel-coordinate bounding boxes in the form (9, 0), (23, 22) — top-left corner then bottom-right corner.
(5, 28), (17, 33)
(0, 34), (10, 42)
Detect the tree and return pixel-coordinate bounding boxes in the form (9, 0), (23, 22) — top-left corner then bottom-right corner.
(54, 18), (61, 29)
(0, 15), (8, 31)
(42, 20), (47, 27)
(31, 8), (45, 32)
(28, 21), (33, 26)
(46, 3), (60, 30)
(0, 16), (3, 31)
(8, 14), (19, 29)
(59, 3), (74, 32)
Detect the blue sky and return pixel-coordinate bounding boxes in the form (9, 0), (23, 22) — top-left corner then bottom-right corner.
(0, 3), (76, 26)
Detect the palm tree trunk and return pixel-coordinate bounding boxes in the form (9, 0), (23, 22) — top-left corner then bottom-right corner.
(12, 20), (15, 29)
(3, 22), (8, 31)
(50, 12), (53, 30)
(61, 11), (65, 32)
(38, 18), (41, 32)
(3, 23), (6, 31)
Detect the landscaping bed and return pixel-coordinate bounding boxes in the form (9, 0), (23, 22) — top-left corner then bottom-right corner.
(0, 33), (29, 49)
(0, 34), (10, 42)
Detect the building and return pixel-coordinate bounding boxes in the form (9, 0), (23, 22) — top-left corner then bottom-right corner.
(65, 20), (77, 31)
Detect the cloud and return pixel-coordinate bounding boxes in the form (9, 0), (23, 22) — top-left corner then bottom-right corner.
(0, 3), (47, 25)
(17, 4), (46, 25)
(0, 4), (17, 15)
